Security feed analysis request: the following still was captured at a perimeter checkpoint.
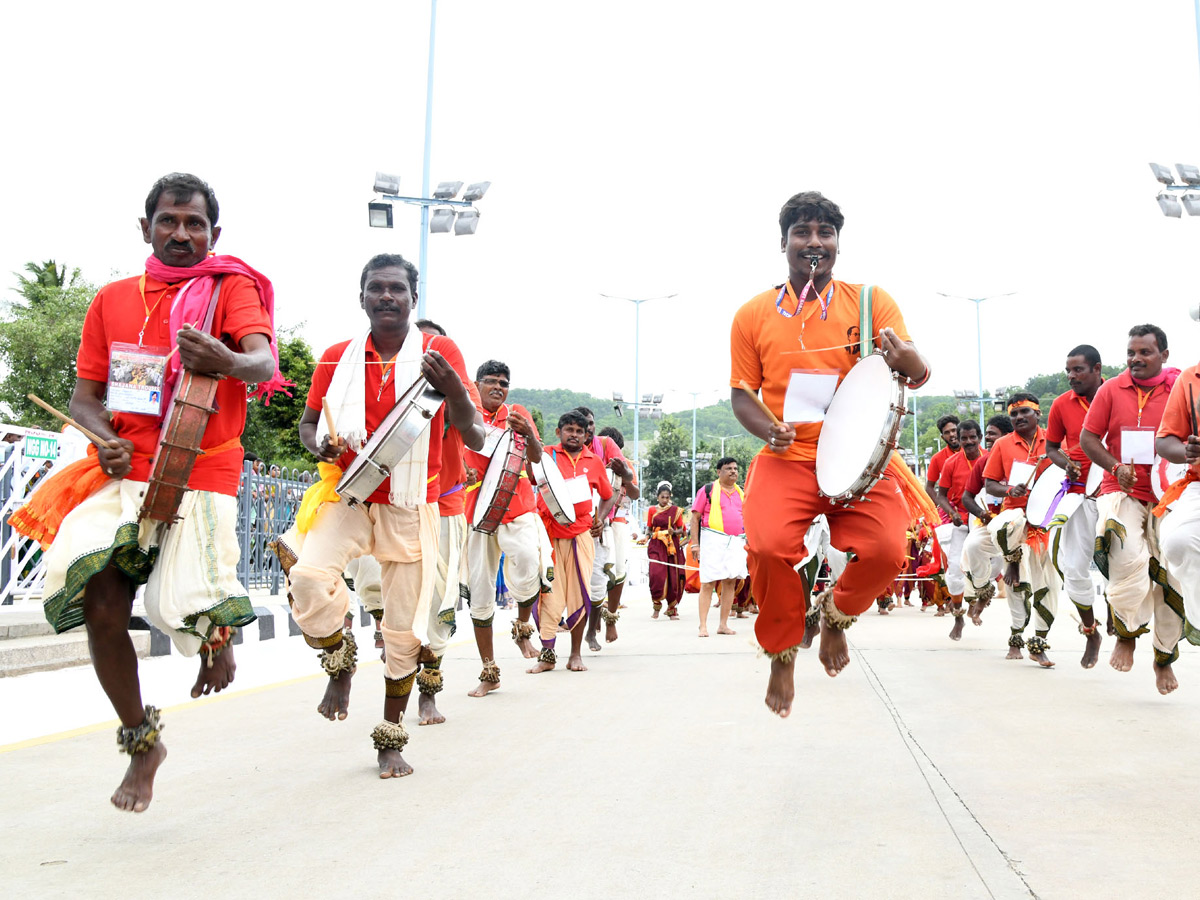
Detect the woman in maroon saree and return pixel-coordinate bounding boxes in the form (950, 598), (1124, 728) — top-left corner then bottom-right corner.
(646, 483), (686, 619)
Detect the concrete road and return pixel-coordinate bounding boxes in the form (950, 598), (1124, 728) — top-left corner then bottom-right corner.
(1, 588), (1196, 900)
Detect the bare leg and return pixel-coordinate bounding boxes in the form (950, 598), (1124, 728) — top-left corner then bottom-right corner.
(1110, 636), (1136, 672)
(698, 582), (714, 636)
(316, 636), (354, 721)
(585, 601), (603, 652)
(191, 642), (236, 698)
(84, 564), (166, 813)
(764, 655), (796, 718)
(515, 601), (538, 658)
(468, 622), (501, 696)
(378, 693), (413, 778)
(817, 619), (851, 677)
(567, 619), (588, 672)
(605, 583), (623, 642)
(1156, 663), (1179, 695)
(1078, 606), (1102, 669)
(717, 581), (737, 635)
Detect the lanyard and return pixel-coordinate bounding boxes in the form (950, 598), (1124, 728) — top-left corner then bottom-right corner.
(1134, 385), (1157, 427)
(775, 280), (834, 320)
(137, 274), (174, 347)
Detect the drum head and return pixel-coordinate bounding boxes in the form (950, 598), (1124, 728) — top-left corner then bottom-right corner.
(473, 431), (515, 528)
(816, 354), (894, 497)
(534, 455), (577, 524)
(1085, 459), (1104, 495)
(1026, 468), (1069, 528)
(1153, 456), (1189, 500)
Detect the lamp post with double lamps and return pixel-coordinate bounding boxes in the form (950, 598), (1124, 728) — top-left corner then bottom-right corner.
(935, 290), (1016, 419)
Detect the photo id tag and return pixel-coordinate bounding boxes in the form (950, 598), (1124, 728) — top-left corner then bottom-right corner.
(1121, 428), (1155, 465)
(107, 342), (169, 416)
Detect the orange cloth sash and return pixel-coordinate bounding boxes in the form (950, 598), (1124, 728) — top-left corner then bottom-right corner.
(1154, 468), (1200, 518)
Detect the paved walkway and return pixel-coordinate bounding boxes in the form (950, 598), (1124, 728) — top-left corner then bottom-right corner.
(1, 587), (1196, 899)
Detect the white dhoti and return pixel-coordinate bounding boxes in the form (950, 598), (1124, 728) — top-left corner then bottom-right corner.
(988, 508), (1059, 636)
(428, 513), (466, 657)
(699, 527), (748, 583)
(41, 478), (250, 656)
(609, 519), (631, 583)
(465, 511), (543, 624)
(589, 525), (612, 603)
(961, 522), (1002, 602)
(1160, 481), (1200, 626)
(934, 522), (969, 596)
(1054, 497), (1100, 612)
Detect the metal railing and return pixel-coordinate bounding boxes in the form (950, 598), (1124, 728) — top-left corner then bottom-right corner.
(1, 437), (317, 610)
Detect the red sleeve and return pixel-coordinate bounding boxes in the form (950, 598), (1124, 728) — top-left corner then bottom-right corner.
(982, 442), (1006, 482)
(75, 290), (109, 382)
(430, 335), (481, 409)
(305, 344), (345, 411)
(215, 275), (273, 346)
(646, 507), (654, 529)
(1045, 397), (1066, 444)
(926, 450), (946, 484)
(937, 455), (957, 489)
(1082, 381), (1114, 438)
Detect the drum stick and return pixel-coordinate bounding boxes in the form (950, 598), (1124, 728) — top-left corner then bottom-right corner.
(27, 393), (118, 448)
(1188, 384), (1198, 438)
(321, 398), (342, 448)
(737, 380), (782, 428)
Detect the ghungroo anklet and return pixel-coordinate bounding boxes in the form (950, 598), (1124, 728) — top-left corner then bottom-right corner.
(975, 582), (996, 604)
(805, 607), (821, 628)
(600, 607), (619, 625)
(820, 590), (857, 630)
(511, 620), (535, 644)
(1026, 635), (1049, 655)
(951, 608), (966, 618)
(1003, 549), (1023, 564)
(385, 671), (416, 698)
(759, 644), (801, 663)
(319, 631), (357, 678)
(1079, 622), (1100, 636)
(416, 667), (444, 696)
(371, 718), (409, 752)
(117, 706), (163, 756)
(1008, 633), (1025, 649)
(479, 659), (501, 683)
(538, 647), (557, 665)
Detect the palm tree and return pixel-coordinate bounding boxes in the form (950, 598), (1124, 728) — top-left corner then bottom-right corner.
(13, 260), (77, 300)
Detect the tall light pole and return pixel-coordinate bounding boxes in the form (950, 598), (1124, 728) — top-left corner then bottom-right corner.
(936, 291), (1015, 418)
(418, 0), (439, 319)
(600, 292), (677, 524)
(706, 433), (743, 456)
(680, 389), (719, 500)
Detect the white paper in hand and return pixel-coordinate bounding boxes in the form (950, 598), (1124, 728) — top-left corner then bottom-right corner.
(783, 370), (840, 424)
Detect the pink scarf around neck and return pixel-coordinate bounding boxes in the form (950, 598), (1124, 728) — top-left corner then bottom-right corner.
(144, 254), (292, 404)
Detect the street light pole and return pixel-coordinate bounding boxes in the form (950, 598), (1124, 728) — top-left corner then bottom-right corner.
(600, 292), (677, 525)
(417, 0), (438, 320)
(936, 291), (1015, 419)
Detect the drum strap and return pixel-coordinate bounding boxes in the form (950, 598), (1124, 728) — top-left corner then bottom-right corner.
(859, 284), (874, 359)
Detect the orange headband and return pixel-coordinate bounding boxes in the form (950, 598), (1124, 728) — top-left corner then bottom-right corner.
(1007, 399), (1040, 414)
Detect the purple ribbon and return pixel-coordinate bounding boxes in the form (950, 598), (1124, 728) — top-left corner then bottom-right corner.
(1033, 478), (1084, 529)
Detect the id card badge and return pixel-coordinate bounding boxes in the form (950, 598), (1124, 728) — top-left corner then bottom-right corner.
(1121, 427), (1156, 465)
(1009, 460), (1037, 488)
(782, 369), (840, 424)
(566, 475), (592, 504)
(481, 425), (505, 457)
(107, 342), (169, 415)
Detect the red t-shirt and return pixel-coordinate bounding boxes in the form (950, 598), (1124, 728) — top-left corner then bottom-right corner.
(982, 428), (1052, 511)
(305, 332), (480, 505)
(538, 443), (613, 539)
(76, 273), (273, 495)
(926, 445), (958, 486)
(437, 426), (465, 517)
(1082, 369), (1171, 503)
(1046, 389), (1096, 494)
(964, 449), (990, 498)
(463, 403), (537, 525)
(937, 450), (983, 519)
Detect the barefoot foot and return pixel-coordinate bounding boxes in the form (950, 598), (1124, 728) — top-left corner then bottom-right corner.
(698, 627), (709, 638)
(1081, 629), (1102, 669)
(1006, 646), (1024, 660)
(800, 615), (819, 649)
(516, 635), (538, 659)
(586, 630), (601, 652)
(1029, 650), (1055, 668)
(567, 654), (587, 672)
(467, 679), (500, 697)
(605, 622), (618, 643)
(764, 655), (796, 717)
(111, 742), (168, 813)
(317, 671), (353, 721)
(949, 617), (964, 641)
(418, 692), (445, 726)
(191, 647), (236, 698)
(1110, 637), (1135, 673)
(378, 748), (413, 778)
(1156, 663), (1179, 695)
(817, 621), (850, 677)
(526, 660), (555, 674)
(652, 608), (660, 619)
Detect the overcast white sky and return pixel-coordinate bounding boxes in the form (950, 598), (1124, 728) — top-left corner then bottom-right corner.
(4, 1), (1200, 415)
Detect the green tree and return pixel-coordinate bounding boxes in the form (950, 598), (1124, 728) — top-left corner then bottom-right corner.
(0, 265), (96, 426)
(643, 419), (693, 506)
(241, 329), (317, 470)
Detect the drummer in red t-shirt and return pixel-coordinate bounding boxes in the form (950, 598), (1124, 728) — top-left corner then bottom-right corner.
(461, 359), (546, 696)
(934, 420), (982, 641)
(967, 393), (1057, 667)
(1044, 345), (1105, 667)
(924, 414), (960, 512)
(1080, 324), (1183, 694)
(529, 409), (615, 674)
(291, 253), (485, 778)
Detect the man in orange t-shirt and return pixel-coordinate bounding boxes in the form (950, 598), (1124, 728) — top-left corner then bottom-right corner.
(16, 173), (279, 813)
(1044, 344), (1105, 667)
(924, 414), (960, 515)
(729, 191), (930, 718)
(290, 254), (485, 778)
(461, 359), (546, 696)
(1156, 358), (1200, 634)
(1081, 324), (1183, 694)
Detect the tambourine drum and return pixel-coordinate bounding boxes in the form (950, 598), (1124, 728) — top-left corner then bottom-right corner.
(473, 430), (527, 534)
(816, 352), (907, 504)
(336, 376), (445, 506)
(139, 371), (220, 524)
(1153, 455), (1189, 501)
(1026, 469), (1084, 530)
(530, 456), (576, 526)
(1085, 458), (1104, 495)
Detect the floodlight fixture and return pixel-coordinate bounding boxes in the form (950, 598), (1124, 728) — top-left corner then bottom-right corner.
(612, 392), (624, 402)
(1158, 191), (1183, 218)
(429, 208), (456, 233)
(613, 404), (624, 417)
(650, 409), (664, 420)
(454, 208), (480, 235)
(641, 393), (654, 404)
(679, 450), (688, 458)
(1178, 164), (1200, 185)
(652, 393), (664, 404)
(433, 181), (464, 200)
(368, 202), (393, 229)
(374, 172), (400, 194)
(461, 181), (492, 202)
(1182, 193), (1200, 216)
(1150, 162), (1176, 185)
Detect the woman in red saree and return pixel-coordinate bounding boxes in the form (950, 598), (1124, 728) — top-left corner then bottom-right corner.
(646, 482), (686, 618)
